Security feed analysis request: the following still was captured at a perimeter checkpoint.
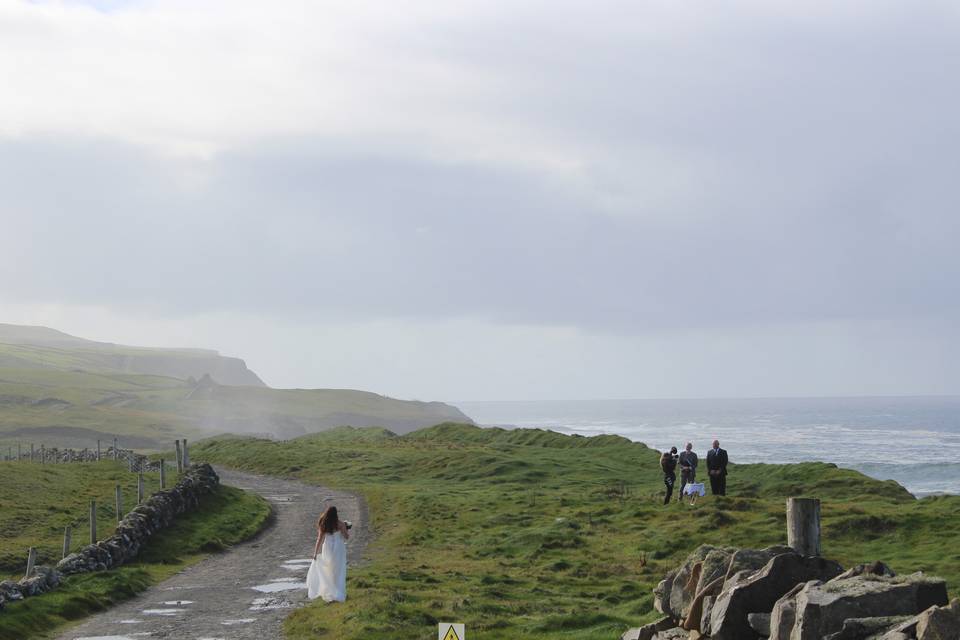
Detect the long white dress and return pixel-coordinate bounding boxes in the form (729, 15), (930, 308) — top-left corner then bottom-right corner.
(307, 530), (347, 602)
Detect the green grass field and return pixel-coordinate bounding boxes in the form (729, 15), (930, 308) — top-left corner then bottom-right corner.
(0, 462), (271, 640)
(0, 460), (170, 574)
(192, 423), (960, 640)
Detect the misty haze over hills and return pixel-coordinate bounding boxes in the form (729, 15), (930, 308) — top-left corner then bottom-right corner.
(0, 323), (471, 449)
(0, 323), (265, 387)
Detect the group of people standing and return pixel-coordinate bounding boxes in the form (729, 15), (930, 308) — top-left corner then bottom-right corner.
(659, 440), (729, 504)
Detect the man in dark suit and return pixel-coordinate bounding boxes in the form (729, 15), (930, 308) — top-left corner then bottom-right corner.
(706, 439), (728, 496)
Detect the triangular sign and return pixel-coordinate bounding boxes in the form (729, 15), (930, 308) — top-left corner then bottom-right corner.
(441, 626), (461, 640)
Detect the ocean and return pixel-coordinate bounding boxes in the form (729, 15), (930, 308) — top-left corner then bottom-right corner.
(456, 396), (960, 497)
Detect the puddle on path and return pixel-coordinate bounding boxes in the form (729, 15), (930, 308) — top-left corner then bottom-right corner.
(160, 600), (194, 605)
(117, 620), (142, 624)
(221, 619), (257, 625)
(251, 581), (305, 593)
(250, 596), (295, 611)
(141, 608), (186, 616)
(75, 635), (152, 640)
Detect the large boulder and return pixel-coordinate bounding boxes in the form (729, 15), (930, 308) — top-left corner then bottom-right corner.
(770, 580), (813, 640)
(770, 573), (949, 640)
(711, 552), (844, 639)
(821, 616), (913, 639)
(666, 545), (723, 620)
(915, 599), (960, 640)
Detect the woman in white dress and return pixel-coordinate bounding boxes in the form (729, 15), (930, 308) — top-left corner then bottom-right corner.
(307, 505), (349, 602)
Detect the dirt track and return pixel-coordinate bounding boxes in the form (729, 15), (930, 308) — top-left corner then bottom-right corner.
(56, 468), (368, 640)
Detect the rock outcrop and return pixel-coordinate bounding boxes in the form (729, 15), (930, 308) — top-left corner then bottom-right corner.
(623, 547), (958, 640)
(771, 574), (949, 640)
(0, 464), (219, 611)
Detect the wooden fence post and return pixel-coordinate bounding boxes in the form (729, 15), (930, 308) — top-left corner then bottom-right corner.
(89, 500), (97, 544)
(138, 473), (144, 504)
(113, 437), (118, 461)
(62, 525), (72, 558)
(160, 459), (166, 489)
(116, 485), (123, 523)
(97, 439), (101, 461)
(41, 444), (46, 465)
(25, 547), (37, 579)
(30, 443), (35, 462)
(175, 439), (183, 473)
(182, 439), (189, 468)
(18, 443), (21, 461)
(787, 497), (821, 556)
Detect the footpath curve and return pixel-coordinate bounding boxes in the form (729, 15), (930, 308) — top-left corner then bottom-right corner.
(57, 468), (369, 640)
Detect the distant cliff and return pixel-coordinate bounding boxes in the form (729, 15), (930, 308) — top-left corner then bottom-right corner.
(0, 323), (265, 387)
(0, 322), (474, 447)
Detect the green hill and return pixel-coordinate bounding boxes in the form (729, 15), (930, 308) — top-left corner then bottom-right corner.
(192, 423), (960, 640)
(0, 323), (265, 386)
(0, 324), (473, 449)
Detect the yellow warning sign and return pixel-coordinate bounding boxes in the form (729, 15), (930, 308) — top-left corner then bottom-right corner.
(441, 627), (460, 640)
(438, 622), (464, 640)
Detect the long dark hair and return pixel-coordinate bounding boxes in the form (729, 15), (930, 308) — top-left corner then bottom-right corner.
(318, 506), (339, 534)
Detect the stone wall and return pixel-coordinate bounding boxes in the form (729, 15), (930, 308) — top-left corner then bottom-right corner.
(0, 463), (219, 611)
(5, 446), (162, 471)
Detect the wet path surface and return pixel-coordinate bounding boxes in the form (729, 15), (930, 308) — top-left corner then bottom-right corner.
(57, 468), (369, 640)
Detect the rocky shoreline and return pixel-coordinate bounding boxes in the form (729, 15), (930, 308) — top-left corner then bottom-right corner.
(623, 545), (958, 640)
(0, 463), (220, 610)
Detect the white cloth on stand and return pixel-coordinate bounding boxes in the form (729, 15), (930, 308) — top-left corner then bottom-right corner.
(307, 531), (347, 602)
(683, 482), (706, 497)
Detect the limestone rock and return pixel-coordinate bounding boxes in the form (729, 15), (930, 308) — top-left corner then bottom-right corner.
(668, 545), (719, 620)
(622, 616), (675, 640)
(748, 612), (771, 636)
(831, 561), (896, 582)
(915, 598), (960, 640)
(821, 615), (913, 639)
(711, 553), (843, 640)
(700, 595), (716, 636)
(774, 573), (949, 640)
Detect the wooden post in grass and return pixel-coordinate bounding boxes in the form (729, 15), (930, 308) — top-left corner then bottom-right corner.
(25, 547), (37, 579)
(89, 500), (97, 544)
(18, 443), (21, 461)
(182, 439), (189, 468)
(97, 439), (101, 461)
(115, 485), (123, 523)
(31, 443), (34, 462)
(62, 525), (72, 558)
(41, 444), (45, 464)
(175, 440), (183, 473)
(138, 473), (144, 504)
(160, 459), (166, 489)
(787, 497), (821, 556)
(113, 437), (118, 461)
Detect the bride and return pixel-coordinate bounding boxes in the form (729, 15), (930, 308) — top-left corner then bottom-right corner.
(307, 505), (350, 602)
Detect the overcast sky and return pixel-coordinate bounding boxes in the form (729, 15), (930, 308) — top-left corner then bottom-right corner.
(1, 0), (958, 401)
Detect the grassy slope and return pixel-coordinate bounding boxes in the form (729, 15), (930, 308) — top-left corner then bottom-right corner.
(0, 365), (470, 449)
(193, 424), (960, 640)
(0, 460), (170, 573)
(0, 478), (271, 640)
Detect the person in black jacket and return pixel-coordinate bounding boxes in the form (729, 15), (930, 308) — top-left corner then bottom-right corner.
(660, 447), (678, 505)
(705, 439), (728, 496)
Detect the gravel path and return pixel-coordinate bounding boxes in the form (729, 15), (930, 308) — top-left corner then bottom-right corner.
(56, 468), (369, 640)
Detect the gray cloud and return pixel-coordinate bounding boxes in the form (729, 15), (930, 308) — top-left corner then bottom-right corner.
(2, 0), (959, 397)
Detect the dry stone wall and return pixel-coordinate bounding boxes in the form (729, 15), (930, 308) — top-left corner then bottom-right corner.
(0, 463), (219, 611)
